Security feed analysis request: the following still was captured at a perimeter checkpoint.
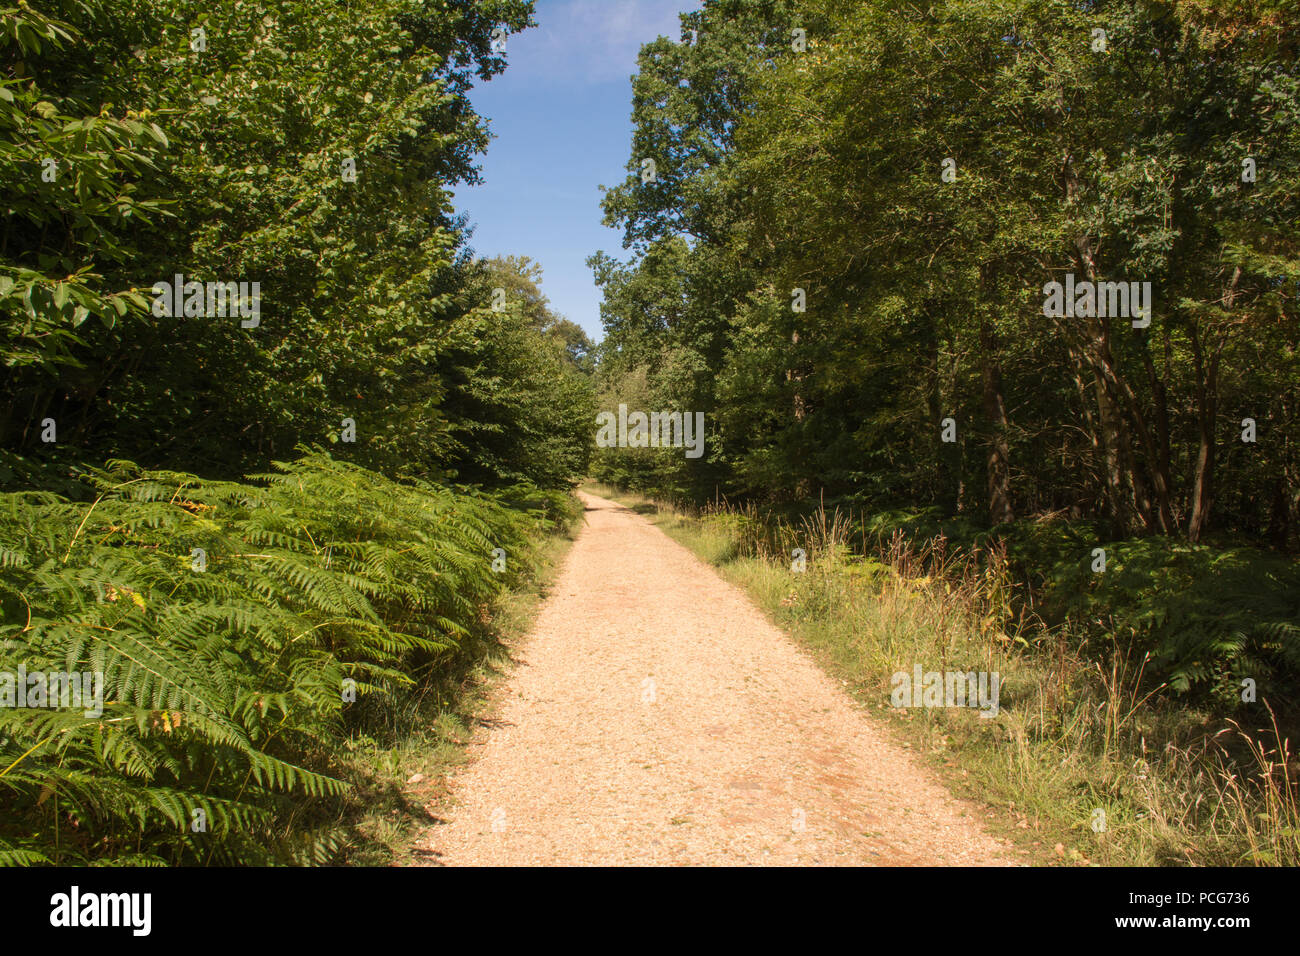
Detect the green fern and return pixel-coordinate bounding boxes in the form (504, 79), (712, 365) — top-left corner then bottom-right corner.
(0, 450), (537, 864)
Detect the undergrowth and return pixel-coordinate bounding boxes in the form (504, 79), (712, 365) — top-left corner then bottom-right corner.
(0, 450), (577, 865)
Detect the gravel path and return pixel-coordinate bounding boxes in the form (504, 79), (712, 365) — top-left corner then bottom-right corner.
(415, 492), (1015, 866)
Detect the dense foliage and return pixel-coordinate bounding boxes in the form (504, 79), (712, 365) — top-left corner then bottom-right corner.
(2, 0), (593, 487)
(0, 453), (562, 864)
(591, 0), (1300, 699)
(1, 0), (593, 863)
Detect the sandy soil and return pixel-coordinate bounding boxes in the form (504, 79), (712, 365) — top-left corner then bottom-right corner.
(413, 492), (1015, 866)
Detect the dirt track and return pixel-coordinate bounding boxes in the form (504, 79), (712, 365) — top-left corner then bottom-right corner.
(415, 492), (1013, 866)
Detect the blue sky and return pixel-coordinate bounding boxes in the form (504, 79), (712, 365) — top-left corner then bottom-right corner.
(452, 0), (701, 342)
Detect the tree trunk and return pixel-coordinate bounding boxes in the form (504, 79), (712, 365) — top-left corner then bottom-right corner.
(1187, 329), (1219, 543)
(980, 315), (1014, 525)
(923, 318), (954, 511)
(1265, 478), (1290, 550)
(1072, 234), (1159, 534)
(1187, 268), (1239, 543)
(788, 327), (811, 499)
(1091, 366), (1134, 536)
(1141, 346), (1176, 532)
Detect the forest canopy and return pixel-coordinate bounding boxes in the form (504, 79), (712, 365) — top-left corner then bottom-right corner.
(590, 0), (1300, 700)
